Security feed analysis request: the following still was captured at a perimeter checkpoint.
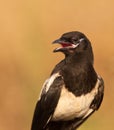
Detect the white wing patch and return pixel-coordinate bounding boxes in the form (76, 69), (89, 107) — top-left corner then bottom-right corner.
(39, 73), (60, 100)
(45, 73), (60, 92)
(52, 78), (100, 121)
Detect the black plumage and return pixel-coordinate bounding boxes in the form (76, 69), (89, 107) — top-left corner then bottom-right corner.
(31, 31), (104, 130)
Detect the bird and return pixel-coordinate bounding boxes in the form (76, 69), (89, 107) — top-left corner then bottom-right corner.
(31, 31), (104, 130)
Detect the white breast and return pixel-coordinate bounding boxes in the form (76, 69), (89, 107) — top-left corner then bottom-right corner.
(52, 79), (100, 121)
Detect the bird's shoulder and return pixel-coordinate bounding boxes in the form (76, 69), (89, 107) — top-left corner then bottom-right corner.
(40, 72), (64, 97)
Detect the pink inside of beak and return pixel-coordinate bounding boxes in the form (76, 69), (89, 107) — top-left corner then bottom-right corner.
(61, 43), (72, 47)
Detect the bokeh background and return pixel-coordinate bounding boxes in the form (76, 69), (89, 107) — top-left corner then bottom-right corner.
(0, 0), (114, 130)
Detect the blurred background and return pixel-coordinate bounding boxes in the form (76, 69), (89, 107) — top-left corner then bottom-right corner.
(0, 0), (114, 130)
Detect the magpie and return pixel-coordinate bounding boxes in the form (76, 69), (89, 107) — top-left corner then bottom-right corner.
(31, 31), (104, 130)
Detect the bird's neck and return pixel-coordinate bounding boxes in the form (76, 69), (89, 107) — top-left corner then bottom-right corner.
(63, 52), (97, 96)
(65, 51), (93, 65)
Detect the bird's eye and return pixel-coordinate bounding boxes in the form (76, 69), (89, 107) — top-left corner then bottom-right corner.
(72, 39), (79, 44)
(72, 38), (85, 44)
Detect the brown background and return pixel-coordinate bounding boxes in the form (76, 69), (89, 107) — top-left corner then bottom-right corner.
(0, 0), (114, 130)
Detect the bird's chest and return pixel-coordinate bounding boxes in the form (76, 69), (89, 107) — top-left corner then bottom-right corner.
(61, 65), (95, 96)
(52, 86), (97, 121)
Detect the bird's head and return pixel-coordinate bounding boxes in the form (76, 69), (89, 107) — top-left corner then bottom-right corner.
(53, 31), (94, 63)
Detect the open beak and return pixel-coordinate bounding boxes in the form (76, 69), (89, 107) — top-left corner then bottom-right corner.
(52, 38), (79, 52)
(52, 39), (71, 52)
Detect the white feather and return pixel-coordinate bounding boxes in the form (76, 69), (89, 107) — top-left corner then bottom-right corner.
(52, 78), (100, 121)
(39, 73), (60, 99)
